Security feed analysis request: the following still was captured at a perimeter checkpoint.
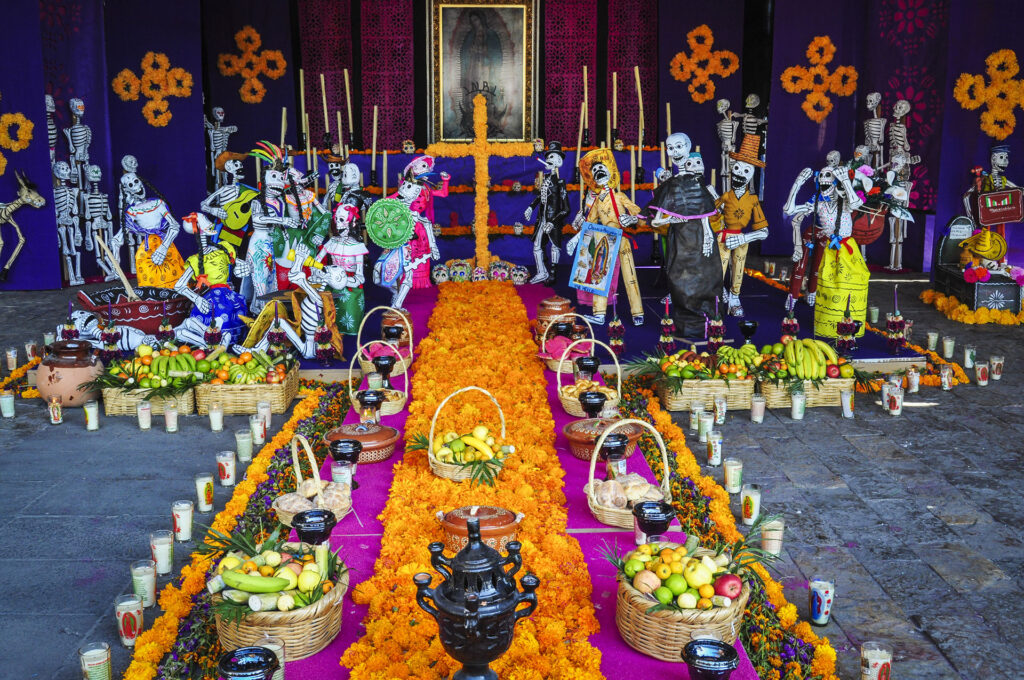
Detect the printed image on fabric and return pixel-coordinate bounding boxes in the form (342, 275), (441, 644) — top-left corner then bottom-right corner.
(569, 222), (622, 297)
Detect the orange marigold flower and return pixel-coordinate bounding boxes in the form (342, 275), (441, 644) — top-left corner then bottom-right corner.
(802, 91), (833, 123)
(780, 66), (810, 93)
(689, 74), (716, 104)
(670, 52), (694, 83)
(807, 64), (831, 92)
(140, 69), (167, 100)
(709, 50), (740, 78)
(240, 77), (267, 104)
(686, 24), (714, 54)
(217, 52), (239, 76)
(980, 107), (1016, 140)
(0, 113), (34, 152)
(829, 65), (858, 96)
(140, 51), (170, 73)
(954, 72), (988, 110)
(986, 48), (1019, 81)
(142, 98), (171, 128)
(112, 69), (141, 101)
(165, 67), (193, 98)
(806, 35), (836, 65)
(234, 25), (262, 53)
(261, 49), (287, 79)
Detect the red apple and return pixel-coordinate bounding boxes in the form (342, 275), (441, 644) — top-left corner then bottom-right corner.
(714, 573), (743, 599)
(192, 349), (206, 360)
(780, 335), (795, 344)
(826, 364), (841, 379)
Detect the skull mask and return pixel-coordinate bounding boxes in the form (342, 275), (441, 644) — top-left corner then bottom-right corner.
(69, 98), (85, 117)
(398, 179), (423, 204)
(665, 132), (692, 168)
(431, 266), (450, 284)
(716, 99), (731, 115)
(866, 92), (881, 111)
(683, 153), (705, 176)
(53, 161), (71, 181)
(893, 99), (911, 119)
(744, 94), (760, 110)
(402, 140), (416, 154)
(852, 145), (870, 164)
(327, 161), (343, 180)
(406, 155), (434, 176)
(591, 162), (611, 187)
(613, 138), (624, 151)
(488, 261), (510, 281)
(85, 164), (102, 183)
(448, 261), (471, 281)
(542, 151), (564, 172)
(212, 107), (225, 123)
(224, 158), (244, 179)
(817, 166), (837, 193)
(332, 204), (359, 237)
(264, 168), (286, 192)
(731, 160), (755, 188)
(533, 138), (545, 153)
(991, 148), (1010, 173)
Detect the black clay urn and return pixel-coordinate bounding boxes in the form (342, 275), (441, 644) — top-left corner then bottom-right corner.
(575, 355), (600, 382)
(216, 646), (280, 680)
(414, 518), (540, 680)
(371, 354), (397, 389)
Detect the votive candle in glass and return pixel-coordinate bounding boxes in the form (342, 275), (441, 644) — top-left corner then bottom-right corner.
(78, 642), (111, 680)
(216, 450), (236, 486)
(750, 394), (766, 423)
(887, 387), (904, 416)
(256, 635), (286, 680)
(194, 473), (214, 512)
(926, 331), (939, 351)
(906, 367), (920, 393)
(723, 458), (743, 493)
(940, 364), (953, 390)
(366, 371), (384, 390)
(0, 391), (14, 418)
(114, 594), (143, 648)
(4, 347), (17, 371)
(740, 483), (762, 525)
(713, 395), (727, 425)
(172, 500), (193, 542)
(942, 335), (955, 359)
(48, 395), (63, 424)
(130, 559), (156, 607)
(25, 340), (38, 359)
(860, 641), (893, 680)
(975, 360), (989, 386)
(963, 344), (976, 369)
(136, 401), (151, 430)
(880, 382), (893, 413)
(698, 412), (714, 443)
(84, 399), (99, 431)
(809, 576), (835, 625)
(990, 355), (1004, 380)
(43, 331), (56, 346)
(790, 392), (806, 420)
(257, 400), (272, 432)
(235, 428), (254, 462)
(868, 306), (879, 324)
(331, 459), (353, 486)
(149, 530), (174, 575)
(164, 403), (178, 433)
(208, 403), (224, 432)
(760, 517), (785, 556)
(706, 432), (723, 466)
(688, 403), (703, 432)
(249, 414), (266, 445)
(840, 389), (855, 419)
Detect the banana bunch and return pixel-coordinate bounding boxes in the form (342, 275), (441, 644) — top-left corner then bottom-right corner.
(432, 425), (514, 464)
(783, 338), (839, 380)
(717, 343), (759, 368)
(228, 350), (275, 384)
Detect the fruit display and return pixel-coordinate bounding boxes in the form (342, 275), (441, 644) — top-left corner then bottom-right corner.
(613, 538), (745, 611)
(428, 424), (513, 465)
(757, 337), (854, 382)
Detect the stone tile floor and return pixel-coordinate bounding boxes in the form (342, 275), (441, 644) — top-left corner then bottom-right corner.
(1, 277), (1022, 678)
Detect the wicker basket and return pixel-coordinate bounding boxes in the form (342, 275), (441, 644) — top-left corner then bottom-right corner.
(557, 339), (622, 417)
(760, 378), (854, 408)
(348, 341), (408, 417)
(271, 434), (350, 527)
(538, 313), (594, 373)
(615, 545), (751, 661)
(655, 379), (755, 412)
(586, 420), (670, 529)
(355, 305), (414, 377)
(194, 365), (299, 415)
(427, 386), (507, 482)
(214, 554), (350, 660)
(101, 388), (194, 416)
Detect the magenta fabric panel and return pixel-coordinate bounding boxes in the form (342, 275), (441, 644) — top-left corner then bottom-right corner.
(297, 0), (354, 150)
(543, 0), (597, 144)
(607, 0), (658, 146)
(360, 0), (415, 150)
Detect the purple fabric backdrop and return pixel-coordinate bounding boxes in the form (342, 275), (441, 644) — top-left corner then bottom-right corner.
(0, 0), (60, 290)
(935, 0), (1024, 265)
(608, 0), (658, 147)
(297, 0), (353, 152)
(360, 0), (414, 150)
(760, 0), (867, 257)
(201, 0), (299, 154)
(657, 0), (746, 154)
(104, 0), (206, 265)
(543, 0), (597, 143)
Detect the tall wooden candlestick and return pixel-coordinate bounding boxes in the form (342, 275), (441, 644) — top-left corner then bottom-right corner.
(299, 68), (307, 149)
(320, 73), (330, 141)
(630, 145), (636, 203)
(582, 65), (590, 146)
(336, 111), (344, 153)
(634, 65), (645, 182)
(343, 68), (354, 147)
(575, 100), (585, 191)
(382, 150), (388, 197)
(370, 105), (378, 185)
(606, 110), (611, 148)
(313, 147), (319, 196)
(304, 113), (311, 176)
(666, 102), (672, 136)
(612, 72), (618, 130)
(280, 107), (287, 148)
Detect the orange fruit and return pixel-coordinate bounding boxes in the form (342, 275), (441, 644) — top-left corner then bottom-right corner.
(210, 378), (224, 385)
(160, 349), (170, 356)
(242, 560), (258, 573)
(659, 548), (675, 561)
(654, 563), (672, 580)
(140, 355), (152, 366)
(698, 584), (715, 598)
(117, 372), (129, 380)
(239, 352), (253, 363)
(322, 581), (334, 593)
(169, 350), (179, 356)
(178, 344), (190, 354)
(259, 565), (275, 577)
(216, 369), (230, 381)
(670, 561), (685, 574)
(697, 597), (713, 610)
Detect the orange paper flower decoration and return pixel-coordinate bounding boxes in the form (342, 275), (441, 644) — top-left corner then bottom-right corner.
(954, 49), (1022, 140)
(218, 25), (287, 105)
(0, 99), (34, 176)
(110, 52), (193, 128)
(778, 36), (858, 123)
(669, 24), (740, 104)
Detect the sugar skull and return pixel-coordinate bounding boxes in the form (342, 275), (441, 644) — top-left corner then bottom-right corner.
(472, 266), (488, 281)
(510, 265), (529, 285)
(489, 261), (510, 281)
(533, 138), (545, 153)
(448, 260), (471, 281)
(511, 181), (523, 194)
(613, 138), (624, 151)
(512, 221), (524, 236)
(402, 140), (416, 154)
(431, 265), (450, 284)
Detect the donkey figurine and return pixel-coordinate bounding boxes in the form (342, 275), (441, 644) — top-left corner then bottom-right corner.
(0, 172), (46, 281)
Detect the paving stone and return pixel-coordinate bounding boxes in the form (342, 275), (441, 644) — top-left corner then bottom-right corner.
(911, 542), (1007, 595)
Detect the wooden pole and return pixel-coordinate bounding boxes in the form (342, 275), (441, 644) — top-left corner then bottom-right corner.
(576, 100), (585, 199)
(95, 236), (139, 301)
(305, 113), (311, 175)
(666, 102), (672, 136)
(612, 72), (618, 130)
(299, 68), (307, 147)
(382, 150), (388, 197)
(343, 68), (354, 143)
(634, 66), (644, 150)
(313, 146), (319, 196)
(336, 111), (344, 153)
(711, 168), (716, 189)
(582, 65), (589, 137)
(606, 110), (611, 148)
(660, 142), (666, 173)
(630, 145), (636, 203)
(371, 105), (378, 170)
(255, 159), (261, 188)
(320, 73), (330, 136)
(280, 107), (287, 148)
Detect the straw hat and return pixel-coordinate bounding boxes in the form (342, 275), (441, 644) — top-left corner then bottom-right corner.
(959, 229), (1007, 261)
(729, 134), (765, 168)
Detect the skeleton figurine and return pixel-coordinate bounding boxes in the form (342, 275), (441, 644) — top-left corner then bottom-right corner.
(732, 94), (768, 197)
(715, 135), (768, 316)
(313, 205), (368, 335)
(45, 95), (58, 164)
(0, 172), (46, 282)
(206, 107), (238, 188)
(246, 148), (298, 311)
(117, 155), (143, 273)
(82, 165), (119, 282)
(64, 98), (91, 190)
(200, 151), (248, 222)
(320, 157), (374, 240)
(962, 144), (1017, 237)
(52, 161), (83, 285)
(885, 152), (916, 271)
(117, 171), (186, 288)
(374, 174), (432, 310)
(61, 310), (156, 352)
(715, 99), (739, 193)
(524, 141), (570, 284)
(863, 92), (886, 169)
(888, 99), (911, 165)
(825, 150), (842, 169)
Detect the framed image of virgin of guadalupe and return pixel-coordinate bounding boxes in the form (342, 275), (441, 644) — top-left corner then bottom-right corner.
(429, 0), (537, 142)
(568, 222), (622, 298)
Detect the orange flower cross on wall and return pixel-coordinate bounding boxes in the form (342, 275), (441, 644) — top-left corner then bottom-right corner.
(954, 49), (1022, 141)
(0, 92), (34, 177)
(669, 24), (740, 104)
(780, 36), (858, 124)
(111, 52), (194, 128)
(217, 25), (288, 105)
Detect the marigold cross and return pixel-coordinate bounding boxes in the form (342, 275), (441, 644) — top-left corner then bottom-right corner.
(426, 93), (533, 266)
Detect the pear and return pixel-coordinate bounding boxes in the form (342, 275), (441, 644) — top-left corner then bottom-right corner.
(701, 555), (719, 573)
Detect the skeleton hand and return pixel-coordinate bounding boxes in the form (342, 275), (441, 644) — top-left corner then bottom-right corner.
(725, 234), (744, 250)
(194, 297), (212, 315)
(233, 259), (252, 277)
(440, 172), (450, 180)
(84, 231), (94, 251)
(792, 245), (803, 262)
(292, 244), (311, 268)
(311, 233), (325, 247)
(796, 167), (814, 185)
(702, 224), (714, 257)
(110, 230), (124, 250)
(524, 206), (533, 221)
(566, 232), (581, 255)
(152, 246), (168, 266)
(572, 211), (585, 231)
(283, 217), (300, 229)
(620, 213), (638, 228)
(541, 221), (553, 234)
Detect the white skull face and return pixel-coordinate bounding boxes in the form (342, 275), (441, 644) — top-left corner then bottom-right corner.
(893, 99), (911, 118)
(818, 167), (837, 191)
(991, 150), (1010, 172)
(328, 162), (343, 179)
(853, 145), (870, 163)
(71, 310), (100, 336)
(408, 157), (432, 176)
(866, 92), (881, 110)
(825, 150), (841, 167)
(85, 164), (102, 183)
(730, 160), (755, 186)
(591, 162), (611, 186)
(53, 161), (71, 181)
(511, 266), (529, 285)
(341, 163), (361, 188)
(402, 140), (416, 154)
(716, 99), (731, 115)
(317, 265), (348, 289)
(264, 168), (286, 191)
(398, 180), (422, 203)
(212, 107), (225, 122)
(225, 159), (244, 178)
(333, 205), (357, 236)
(472, 266), (488, 281)
(745, 94), (760, 109)
(70, 98), (85, 117)
(120, 173), (144, 201)
(542, 152), (563, 171)
(665, 133), (692, 166)
(121, 154), (138, 174)
(449, 262), (470, 281)
(45, 95), (55, 113)
(431, 266), (450, 284)
(683, 155), (704, 175)
(533, 138), (545, 153)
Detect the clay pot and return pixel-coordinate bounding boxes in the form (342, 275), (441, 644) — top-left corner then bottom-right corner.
(562, 417), (642, 462)
(37, 341), (103, 408)
(324, 422), (400, 464)
(436, 505), (524, 554)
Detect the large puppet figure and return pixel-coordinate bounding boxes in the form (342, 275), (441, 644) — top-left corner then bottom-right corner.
(173, 213), (250, 345)
(567, 148), (643, 326)
(784, 164), (867, 337)
(118, 170), (185, 288)
(246, 144), (299, 312)
(53, 161), (83, 286)
(649, 151), (723, 338)
(314, 204), (368, 334)
(524, 141), (570, 284)
(400, 155), (449, 287)
(373, 174), (437, 309)
(320, 157), (374, 240)
(715, 135), (768, 316)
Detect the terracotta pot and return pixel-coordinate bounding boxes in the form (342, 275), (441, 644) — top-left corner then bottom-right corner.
(537, 295), (574, 331)
(324, 422), (401, 464)
(436, 505), (524, 555)
(562, 417), (643, 462)
(37, 340), (103, 408)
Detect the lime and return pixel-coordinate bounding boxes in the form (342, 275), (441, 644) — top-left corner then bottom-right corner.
(840, 364), (855, 378)
(681, 367), (696, 379)
(139, 378), (151, 389)
(196, 359), (211, 373)
(777, 370), (788, 378)
(623, 559), (644, 578)
(664, 573), (688, 596)
(666, 367), (681, 378)
(772, 343), (785, 355)
(654, 586), (674, 605)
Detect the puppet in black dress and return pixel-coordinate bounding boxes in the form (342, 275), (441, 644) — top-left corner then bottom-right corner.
(524, 141), (570, 284)
(648, 152), (723, 338)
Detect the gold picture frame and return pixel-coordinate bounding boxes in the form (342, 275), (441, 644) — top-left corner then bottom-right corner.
(428, 0), (536, 143)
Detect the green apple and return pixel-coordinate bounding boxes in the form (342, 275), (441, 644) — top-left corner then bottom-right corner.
(676, 592), (698, 609)
(683, 561), (713, 588)
(654, 586), (673, 605)
(772, 343), (785, 355)
(623, 559), (644, 578)
(664, 573), (688, 596)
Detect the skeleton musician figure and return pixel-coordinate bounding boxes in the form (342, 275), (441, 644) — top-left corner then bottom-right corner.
(523, 141), (570, 284)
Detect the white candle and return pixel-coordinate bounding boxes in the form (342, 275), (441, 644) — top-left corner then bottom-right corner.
(0, 391), (14, 418)
(926, 331), (938, 351)
(194, 473), (214, 512)
(48, 395), (63, 424)
(941, 335), (955, 359)
(257, 400), (272, 432)
(25, 340), (38, 359)
(43, 331), (56, 346)
(78, 642), (111, 680)
(217, 450), (236, 486)
(868, 306), (880, 324)
(208, 403), (224, 432)
(698, 412), (714, 443)
(114, 594), (143, 648)
(713, 395), (727, 425)
(332, 460), (353, 486)
(860, 641), (893, 680)
(940, 364), (953, 390)
(164, 404), (178, 433)
(887, 387), (904, 415)
(975, 361), (989, 386)
(790, 392), (806, 420)
(149, 530), (173, 575)
(706, 432), (722, 466)
(880, 382), (892, 413)
(963, 344), (976, 369)
(723, 458), (743, 493)
(235, 428), (254, 462)
(256, 635), (286, 680)
(688, 403), (703, 432)
(760, 517), (785, 556)
(809, 576), (835, 625)
(750, 395), (766, 423)
(991, 355), (1005, 380)
(5, 347), (17, 370)
(84, 399), (99, 431)
(906, 367), (920, 393)
(249, 414), (266, 445)
(130, 559), (156, 607)
(740, 484), (761, 526)
(840, 389), (855, 418)
(172, 500), (193, 542)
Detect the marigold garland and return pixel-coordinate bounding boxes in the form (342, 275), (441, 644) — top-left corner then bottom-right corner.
(110, 51), (193, 128)
(779, 36), (857, 123)
(0, 112), (34, 153)
(218, 25), (287, 105)
(668, 24), (740, 104)
(919, 288), (1024, 327)
(341, 281), (603, 679)
(954, 48), (1022, 140)
(122, 389), (325, 680)
(0, 356), (40, 391)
